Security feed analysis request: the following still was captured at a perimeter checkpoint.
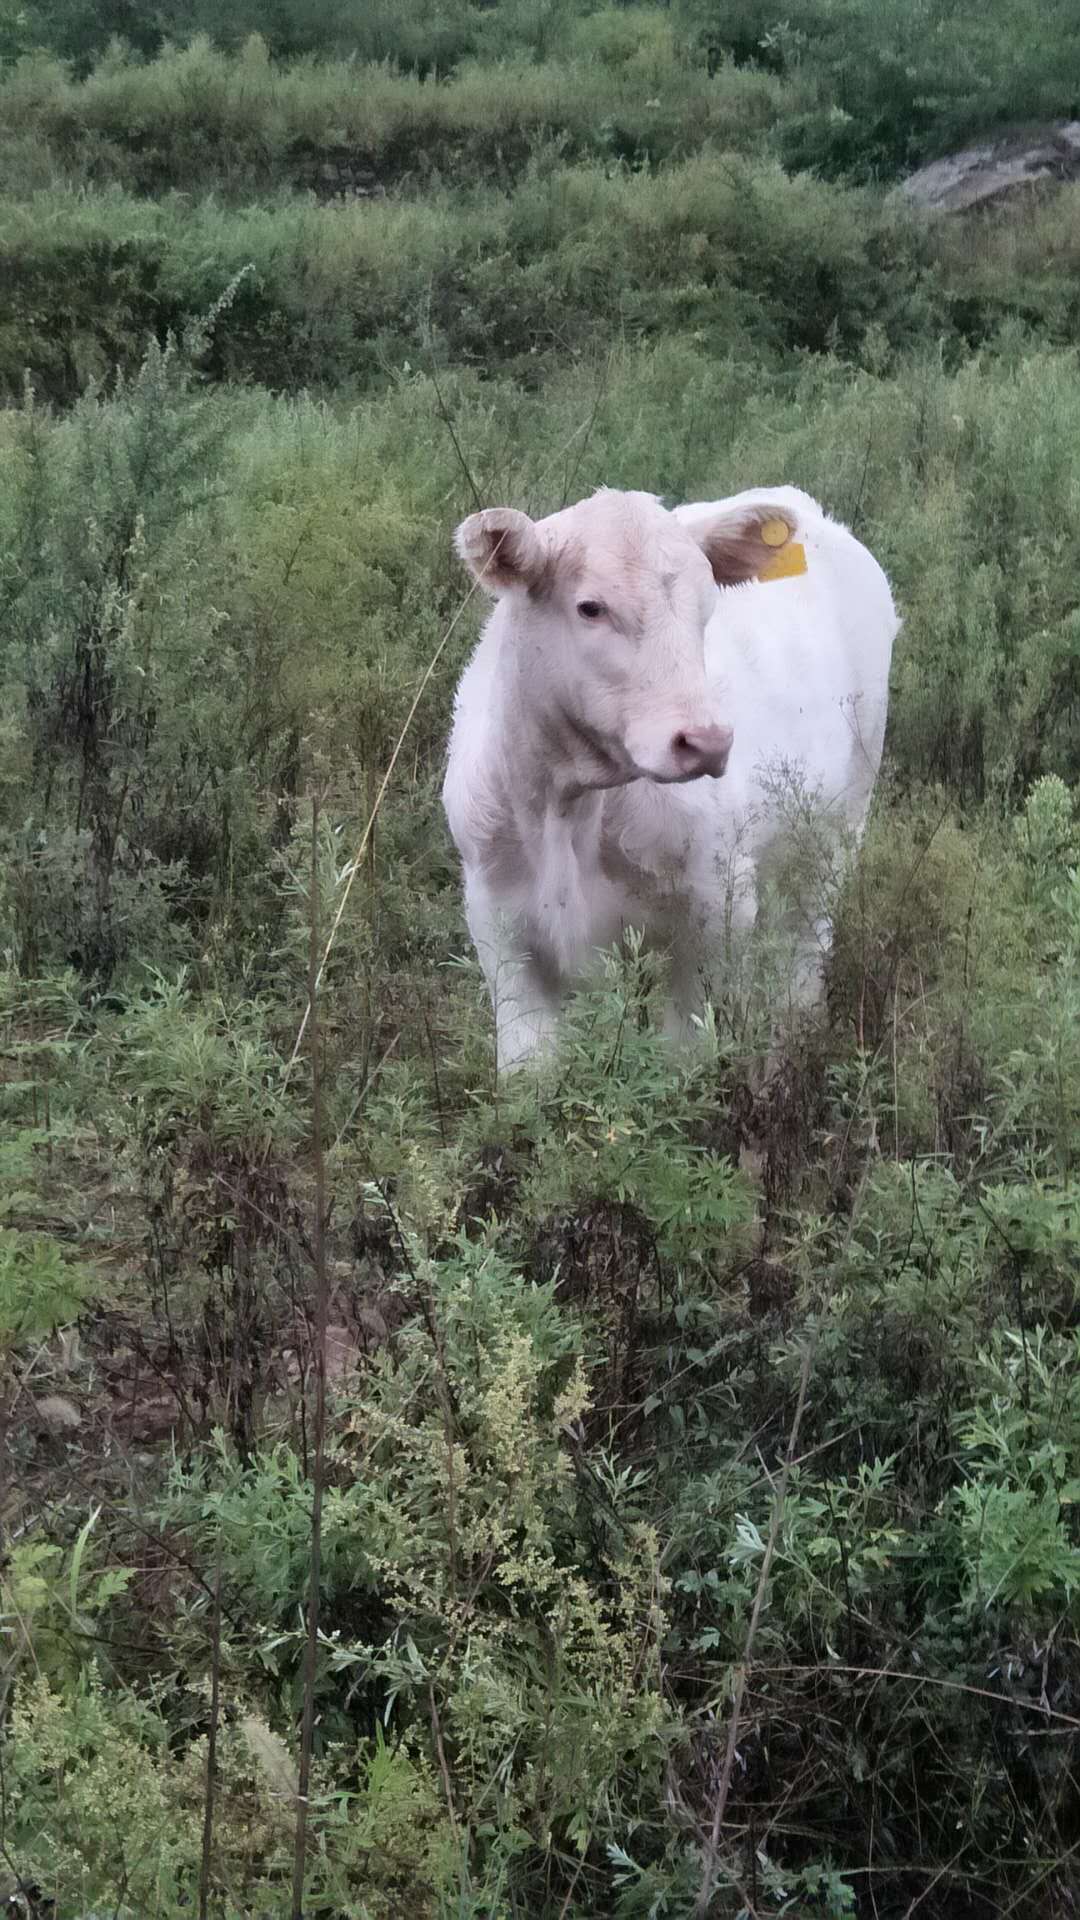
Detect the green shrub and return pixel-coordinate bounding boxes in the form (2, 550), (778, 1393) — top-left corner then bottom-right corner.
(0, 150), (941, 401)
(0, 35), (784, 200)
(678, 0), (1080, 179)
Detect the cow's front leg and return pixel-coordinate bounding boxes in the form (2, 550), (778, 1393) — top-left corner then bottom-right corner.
(492, 957), (562, 1073)
(464, 876), (562, 1074)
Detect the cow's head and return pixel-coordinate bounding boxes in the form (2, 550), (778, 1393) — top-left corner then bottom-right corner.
(455, 488), (795, 791)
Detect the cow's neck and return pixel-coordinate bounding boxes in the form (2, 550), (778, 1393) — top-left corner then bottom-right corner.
(489, 650), (611, 977)
(491, 631), (598, 816)
(507, 718), (606, 879)
(521, 782), (604, 984)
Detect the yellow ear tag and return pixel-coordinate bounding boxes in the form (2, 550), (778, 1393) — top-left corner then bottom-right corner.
(758, 516), (808, 583)
(760, 518), (790, 547)
(759, 541), (808, 582)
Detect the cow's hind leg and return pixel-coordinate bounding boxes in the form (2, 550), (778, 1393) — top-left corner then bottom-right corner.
(785, 910), (832, 1012)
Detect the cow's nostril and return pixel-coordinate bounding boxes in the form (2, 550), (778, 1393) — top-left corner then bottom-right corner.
(672, 724), (734, 777)
(672, 731), (709, 774)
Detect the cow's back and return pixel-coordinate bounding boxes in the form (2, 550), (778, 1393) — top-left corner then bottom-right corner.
(676, 489), (898, 843)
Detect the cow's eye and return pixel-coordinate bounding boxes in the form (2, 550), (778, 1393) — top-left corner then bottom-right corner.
(576, 599), (605, 621)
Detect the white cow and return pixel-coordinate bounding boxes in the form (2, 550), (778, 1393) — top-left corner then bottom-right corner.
(442, 485), (898, 1072)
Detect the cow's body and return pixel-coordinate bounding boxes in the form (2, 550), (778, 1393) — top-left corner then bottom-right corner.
(443, 485), (898, 1071)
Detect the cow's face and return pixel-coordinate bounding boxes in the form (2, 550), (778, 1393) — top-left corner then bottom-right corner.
(455, 488), (793, 792)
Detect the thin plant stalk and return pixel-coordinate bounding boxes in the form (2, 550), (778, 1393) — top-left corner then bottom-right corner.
(198, 1549), (223, 1920)
(291, 791), (330, 1920)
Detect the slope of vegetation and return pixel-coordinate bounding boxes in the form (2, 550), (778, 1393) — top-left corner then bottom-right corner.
(2, 5), (1080, 1918)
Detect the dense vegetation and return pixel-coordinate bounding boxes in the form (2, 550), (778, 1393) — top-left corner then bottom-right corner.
(2, 3), (1080, 1916)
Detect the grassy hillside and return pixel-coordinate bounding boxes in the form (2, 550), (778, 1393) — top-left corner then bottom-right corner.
(1, 6), (1080, 1918)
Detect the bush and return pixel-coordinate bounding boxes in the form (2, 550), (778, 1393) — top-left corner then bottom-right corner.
(0, 154), (944, 402)
(0, 35), (784, 199)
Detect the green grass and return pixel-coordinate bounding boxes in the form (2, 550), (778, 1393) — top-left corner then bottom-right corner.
(2, 5), (1080, 1916)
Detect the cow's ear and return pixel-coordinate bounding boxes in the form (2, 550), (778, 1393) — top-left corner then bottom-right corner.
(677, 501), (799, 589)
(455, 508), (545, 595)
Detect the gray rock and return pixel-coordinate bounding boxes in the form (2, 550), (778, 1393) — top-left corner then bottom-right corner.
(899, 121), (1080, 214)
